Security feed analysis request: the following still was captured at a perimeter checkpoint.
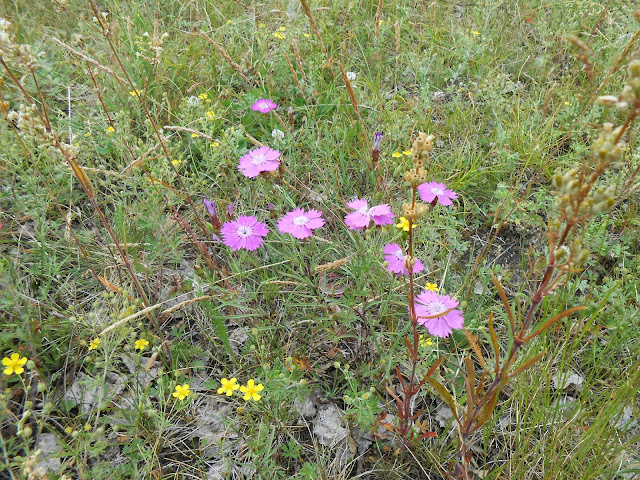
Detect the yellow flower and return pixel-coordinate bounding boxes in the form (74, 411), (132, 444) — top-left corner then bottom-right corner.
(134, 338), (149, 351)
(424, 283), (439, 292)
(64, 426), (73, 434)
(191, 133), (199, 138)
(227, 19), (232, 24)
(273, 32), (285, 39)
(279, 26), (286, 31)
(129, 89), (139, 96)
(84, 132), (91, 137)
(106, 126), (115, 133)
(240, 379), (264, 401)
(259, 22), (265, 28)
(471, 30), (480, 35)
(391, 152), (402, 158)
(206, 110), (216, 118)
(211, 141), (220, 148)
(172, 158), (182, 166)
(564, 101), (571, 106)
(403, 150), (412, 156)
(173, 384), (191, 401)
(217, 377), (240, 396)
(88, 338), (100, 351)
(303, 33), (310, 37)
(419, 334), (434, 347)
(2, 353), (28, 376)
(396, 217), (417, 232)
(199, 93), (208, 100)
(378, 19), (384, 26)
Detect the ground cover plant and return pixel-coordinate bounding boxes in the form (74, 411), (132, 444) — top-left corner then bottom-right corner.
(1, 0), (639, 479)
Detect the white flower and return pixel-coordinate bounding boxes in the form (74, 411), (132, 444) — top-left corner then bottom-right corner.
(271, 128), (285, 141)
(346, 71), (357, 81)
(186, 96), (201, 107)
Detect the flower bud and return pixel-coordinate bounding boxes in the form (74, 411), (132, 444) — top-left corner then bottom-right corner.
(554, 246), (569, 263)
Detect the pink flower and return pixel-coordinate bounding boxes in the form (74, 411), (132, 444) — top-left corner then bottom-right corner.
(238, 146), (281, 178)
(417, 181), (458, 206)
(221, 216), (269, 251)
(414, 290), (464, 338)
(344, 199), (395, 230)
(383, 243), (424, 276)
(251, 98), (277, 113)
(277, 208), (324, 239)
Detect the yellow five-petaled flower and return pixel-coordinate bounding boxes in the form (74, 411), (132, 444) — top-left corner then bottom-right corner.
(2, 353), (28, 376)
(134, 338), (149, 351)
(173, 384), (192, 401)
(419, 334), (434, 347)
(88, 338), (101, 351)
(217, 377), (240, 396)
(240, 379), (264, 401)
(396, 217), (417, 232)
(425, 283), (439, 292)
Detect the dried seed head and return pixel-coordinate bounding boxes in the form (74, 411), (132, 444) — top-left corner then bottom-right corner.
(596, 95), (619, 107)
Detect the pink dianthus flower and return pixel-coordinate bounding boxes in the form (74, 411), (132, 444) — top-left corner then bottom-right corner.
(238, 146), (281, 178)
(277, 208), (324, 239)
(344, 198), (395, 230)
(413, 290), (464, 338)
(221, 215), (269, 251)
(417, 181), (458, 206)
(383, 243), (424, 276)
(251, 98), (277, 113)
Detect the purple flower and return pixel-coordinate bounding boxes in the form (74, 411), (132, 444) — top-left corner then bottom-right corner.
(383, 243), (424, 276)
(221, 215), (269, 251)
(372, 131), (383, 164)
(417, 181), (458, 206)
(203, 198), (218, 217)
(238, 146), (281, 178)
(203, 198), (221, 230)
(277, 208), (325, 239)
(226, 203), (234, 220)
(344, 198), (395, 230)
(251, 98), (277, 113)
(373, 131), (383, 151)
(414, 290), (464, 338)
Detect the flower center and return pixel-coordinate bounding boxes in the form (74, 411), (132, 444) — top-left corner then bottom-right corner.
(293, 215), (309, 226)
(251, 153), (267, 165)
(431, 187), (445, 196)
(237, 226), (254, 238)
(428, 300), (447, 316)
(259, 101), (269, 110)
(392, 249), (405, 260)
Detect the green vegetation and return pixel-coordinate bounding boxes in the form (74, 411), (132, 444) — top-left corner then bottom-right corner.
(1, 1), (639, 479)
